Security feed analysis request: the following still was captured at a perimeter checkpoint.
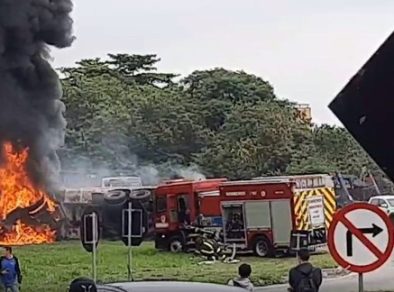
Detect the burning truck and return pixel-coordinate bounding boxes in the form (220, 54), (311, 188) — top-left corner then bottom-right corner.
(0, 0), (75, 245)
(0, 143), (63, 245)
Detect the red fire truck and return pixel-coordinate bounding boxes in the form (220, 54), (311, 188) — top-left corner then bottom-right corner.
(154, 179), (325, 257)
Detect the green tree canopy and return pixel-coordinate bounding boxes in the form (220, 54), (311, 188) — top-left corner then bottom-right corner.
(59, 53), (381, 182)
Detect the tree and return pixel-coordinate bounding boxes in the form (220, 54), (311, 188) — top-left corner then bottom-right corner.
(196, 101), (308, 178)
(312, 125), (373, 175)
(60, 68), (132, 169)
(125, 86), (209, 165)
(60, 54), (207, 170)
(59, 53), (380, 182)
(182, 68), (277, 131)
(60, 54), (178, 87)
(106, 54), (177, 86)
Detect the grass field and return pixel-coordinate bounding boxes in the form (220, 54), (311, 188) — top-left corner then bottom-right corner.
(12, 241), (336, 291)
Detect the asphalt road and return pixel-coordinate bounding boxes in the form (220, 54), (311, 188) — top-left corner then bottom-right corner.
(256, 256), (394, 292)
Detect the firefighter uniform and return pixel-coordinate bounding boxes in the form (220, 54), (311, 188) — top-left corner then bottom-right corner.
(196, 237), (220, 260)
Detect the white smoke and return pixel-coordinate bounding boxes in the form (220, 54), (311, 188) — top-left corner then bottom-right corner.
(169, 164), (206, 181)
(60, 159), (206, 188)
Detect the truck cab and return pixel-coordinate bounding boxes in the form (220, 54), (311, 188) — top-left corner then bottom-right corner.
(154, 178), (226, 252)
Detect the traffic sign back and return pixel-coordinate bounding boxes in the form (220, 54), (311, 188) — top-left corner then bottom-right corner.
(328, 32), (394, 182)
(328, 202), (394, 273)
(80, 207), (100, 253)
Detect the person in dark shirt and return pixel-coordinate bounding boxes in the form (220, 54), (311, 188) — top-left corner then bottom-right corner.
(288, 249), (322, 292)
(0, 247), (22, 292)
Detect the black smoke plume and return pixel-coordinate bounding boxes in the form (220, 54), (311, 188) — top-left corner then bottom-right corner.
(0, 0), (74, 191)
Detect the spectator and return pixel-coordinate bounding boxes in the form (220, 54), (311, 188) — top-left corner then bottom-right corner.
(0, 247), (22, 292)
(288, 249), (322, 292)
(228, 263), (254, 291)
(69, 277), (97, 292)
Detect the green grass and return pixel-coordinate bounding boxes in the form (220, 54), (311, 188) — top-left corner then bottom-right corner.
(12, 241), (336, 291)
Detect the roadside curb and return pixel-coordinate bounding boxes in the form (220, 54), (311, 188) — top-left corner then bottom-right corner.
(259, 267), (352, 287)
(257, 272), (356, 290)
(323, 267), (352, 278)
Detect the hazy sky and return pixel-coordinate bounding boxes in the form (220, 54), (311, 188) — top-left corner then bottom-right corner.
(52, 0), (394, 125)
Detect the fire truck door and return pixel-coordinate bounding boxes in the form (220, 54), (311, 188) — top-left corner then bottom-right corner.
(270, 200), (292, 246)
(221, 203), (247, 245)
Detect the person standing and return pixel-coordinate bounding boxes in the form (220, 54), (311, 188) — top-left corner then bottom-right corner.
(0, 247), (22, 292)
(288, 249), (322, 292)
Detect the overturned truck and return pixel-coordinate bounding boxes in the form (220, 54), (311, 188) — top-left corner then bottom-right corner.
(59, 186), (155, 242)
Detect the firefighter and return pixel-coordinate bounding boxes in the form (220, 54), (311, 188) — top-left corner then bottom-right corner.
(226, 212), (244, 239)
(195, 234), (221, 261)
(196, 213), (205, 227)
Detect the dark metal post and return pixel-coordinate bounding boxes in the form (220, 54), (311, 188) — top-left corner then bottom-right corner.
(358, 273), (364, 292)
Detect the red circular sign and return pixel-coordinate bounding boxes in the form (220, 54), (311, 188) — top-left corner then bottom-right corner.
(328, 202), (394, 273)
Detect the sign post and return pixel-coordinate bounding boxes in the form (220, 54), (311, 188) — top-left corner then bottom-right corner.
(122, 200), (143, 281)
(328, 203), (394, 292)
(81, 211), (99, 282)
(127, 201), (132, 281)
(358, 273), (363, 292)
(91, 212), (98, 282)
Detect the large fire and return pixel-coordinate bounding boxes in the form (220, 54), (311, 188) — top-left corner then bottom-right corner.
(0, 142), (57, 245)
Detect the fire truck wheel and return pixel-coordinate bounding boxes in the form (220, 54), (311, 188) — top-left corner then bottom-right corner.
(253, 236), (274, 257)
(168, 236), (184, 253)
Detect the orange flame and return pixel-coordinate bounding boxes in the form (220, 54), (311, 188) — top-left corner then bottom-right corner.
(0, 142), (57, 245)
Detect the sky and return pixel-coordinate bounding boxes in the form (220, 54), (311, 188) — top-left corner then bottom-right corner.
(52, 0), (394, 125)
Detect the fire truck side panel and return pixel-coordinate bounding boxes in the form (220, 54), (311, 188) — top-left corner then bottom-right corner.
(199, 193), (221, 216)
(254, 174), (336, 232)
(219, 181), (295, 254)
(244, 201), (271, 228)
(270, 199), (293, 246)
(199, 193), (222, 226)
(240, 201), (274, 249)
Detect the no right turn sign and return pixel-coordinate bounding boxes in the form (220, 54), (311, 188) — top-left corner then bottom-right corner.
(328, 203), (394, 273)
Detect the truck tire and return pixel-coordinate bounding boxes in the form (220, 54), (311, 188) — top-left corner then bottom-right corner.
(253, 236), (274, 257)
(168, 236), (184, 253)
(104, 190), (127, 205)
